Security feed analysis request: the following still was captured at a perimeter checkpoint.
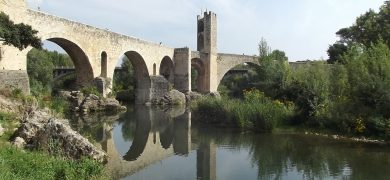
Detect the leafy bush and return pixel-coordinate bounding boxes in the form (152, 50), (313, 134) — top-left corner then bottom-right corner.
(50, 97), (70, 115)
(81, 85), (101, 97)
(192, 89), (295, 132)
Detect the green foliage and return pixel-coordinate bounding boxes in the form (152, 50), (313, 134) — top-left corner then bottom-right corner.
(0, 12), (41, 50)
(342, 42), (390, 115)
(0, 111), (14, 124)
(113, 57), (135, 101)
(0, 111), (17, 142)
(257, 54), (290, 98)
(268, 49), (288, 62)
(218, 68), (257, 98)
(216, 36), (390, 139)
(219, 38), (289, 98)
(0, 146), (107, 180)
(50, 97), (70, 115)
(81, 85), (101, 96)
(27, 48), (73, 94)
(192, 89), (295, 132)
(327, 43), (348, 64)
(191, 67), (199, 91)
(25, 48), (74, 115)
(328, 1), (390, 63)
(11, 88), (23, 99)
(114, 58), (135, 91)
(285, 62), (331, 125)
(278, 42), (390, 139)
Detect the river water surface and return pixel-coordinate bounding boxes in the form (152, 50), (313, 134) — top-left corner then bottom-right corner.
(70, 105), (390, 180)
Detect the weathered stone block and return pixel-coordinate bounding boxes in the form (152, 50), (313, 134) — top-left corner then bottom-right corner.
(0, 70), (30, 94)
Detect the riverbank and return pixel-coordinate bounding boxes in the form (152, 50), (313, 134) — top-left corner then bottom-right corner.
(191, 90), (390, 143)
(0, 92), (108, 179)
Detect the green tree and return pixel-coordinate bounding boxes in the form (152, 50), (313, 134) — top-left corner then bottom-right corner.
(269, 49), (288, 62)
(27, 48), (73, 95)
(0, 12), (41, 50)
(258, 37), (271, 61)
(256, 38), (290, 98)
(327, 43), (348, 64)
(328, 1), (390, 63)
(341, 42), (390, 117)
(113, 57), (135, 92)
(284, 62), (331, 125)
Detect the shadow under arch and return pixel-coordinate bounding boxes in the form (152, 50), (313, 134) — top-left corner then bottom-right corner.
(191, 58), (206, 92)
(35, 34), (94, 87)
(159, 56), (174, 84)
(121, 51), (152, 104)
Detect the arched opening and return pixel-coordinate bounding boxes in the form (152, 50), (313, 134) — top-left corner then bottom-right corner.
(113, 51), (151, 104)
(27, 37), (93, 96)
(159, 56), (174, 84)
(191, 58), (205, 92)
(217, 62), (260, 98)
(47, 37), (94, 87)
(197, 34), (204, 51)
(153, 63), (157, 76)
(101, 51), (107, 78)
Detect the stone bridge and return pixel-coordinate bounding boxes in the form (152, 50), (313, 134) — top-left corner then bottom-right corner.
(0, 0), (259, 104)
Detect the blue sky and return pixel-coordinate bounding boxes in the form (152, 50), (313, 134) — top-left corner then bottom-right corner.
(27, 0), (384, 61)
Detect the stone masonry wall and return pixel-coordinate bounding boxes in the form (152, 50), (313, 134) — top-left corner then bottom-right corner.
(174, 48), (191, 92)
(0, 70), (30, 94)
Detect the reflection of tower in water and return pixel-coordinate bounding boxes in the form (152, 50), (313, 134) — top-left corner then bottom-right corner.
(197, 141), (217, 180)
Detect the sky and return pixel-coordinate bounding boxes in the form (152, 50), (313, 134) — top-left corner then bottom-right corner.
(27, 0), (384, 61)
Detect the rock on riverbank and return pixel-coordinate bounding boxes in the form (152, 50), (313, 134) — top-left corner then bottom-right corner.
(12, 110), (107, 162)
(59, 91), (127, 114)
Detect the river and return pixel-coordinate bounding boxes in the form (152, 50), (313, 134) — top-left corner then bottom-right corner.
(69, 105), (390, 180)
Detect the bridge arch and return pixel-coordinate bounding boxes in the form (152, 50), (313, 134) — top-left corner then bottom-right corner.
(120, 51), (152, 104)
(159, 56), (174, 84)
(37, 33), (94, 87)
(217, 62), (260, 92)
(191, 58), (206, 92)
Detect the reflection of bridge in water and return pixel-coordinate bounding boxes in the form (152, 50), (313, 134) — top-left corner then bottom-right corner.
(98, 106), (216, 180)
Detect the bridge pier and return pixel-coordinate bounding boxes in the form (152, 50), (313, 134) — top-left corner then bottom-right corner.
(197, 141), (217, 180)
(173, 110), (192, 155)
(0, 70), (30, 94)
(0, 44), (30, 94)
(174, 48), (191, 93)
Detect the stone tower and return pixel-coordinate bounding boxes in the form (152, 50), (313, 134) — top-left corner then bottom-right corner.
(197, 11), (218, 92)
(197, 11), (217, 53)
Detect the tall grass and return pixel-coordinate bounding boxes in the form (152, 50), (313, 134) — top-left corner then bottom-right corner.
(0, 146), (107, 180)
(192, 89), (295, 132)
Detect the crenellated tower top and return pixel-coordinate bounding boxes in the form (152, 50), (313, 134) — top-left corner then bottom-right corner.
(197, 11), (217, 54)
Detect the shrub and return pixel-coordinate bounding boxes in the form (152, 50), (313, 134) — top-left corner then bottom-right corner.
(50, 96), (70, 115)
(81, 85), (101, 97)
(192, 88), (295, 132)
